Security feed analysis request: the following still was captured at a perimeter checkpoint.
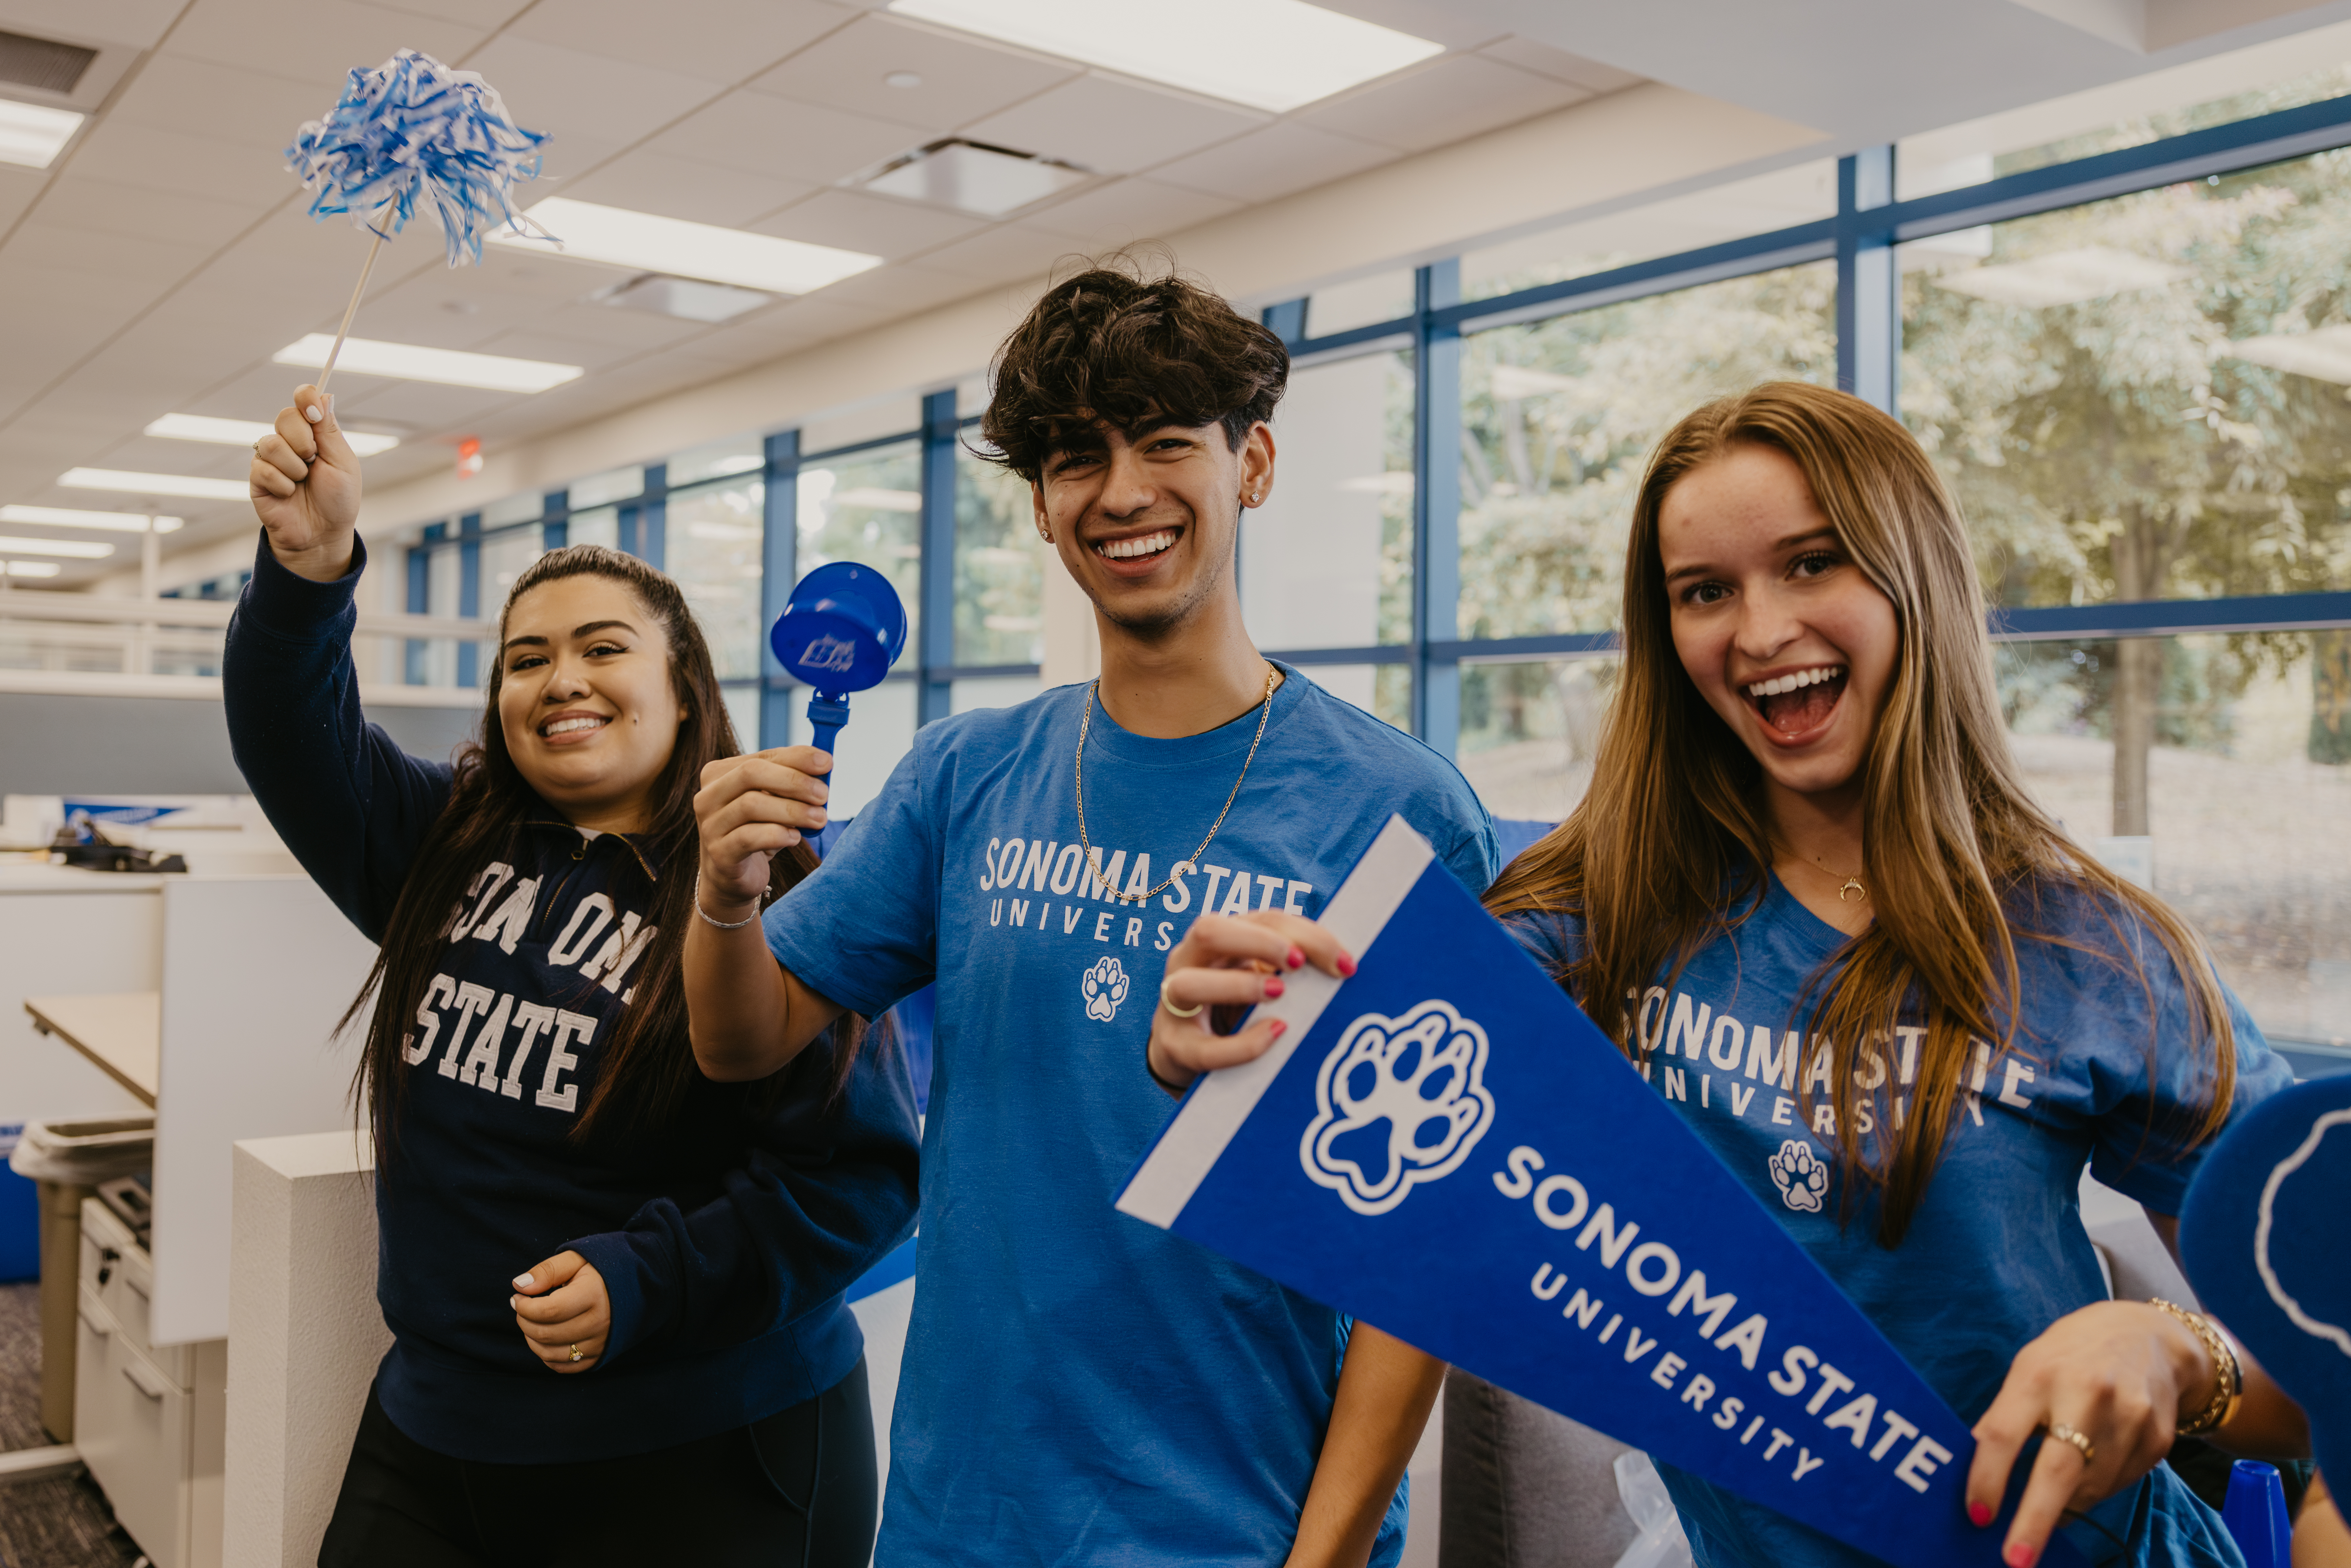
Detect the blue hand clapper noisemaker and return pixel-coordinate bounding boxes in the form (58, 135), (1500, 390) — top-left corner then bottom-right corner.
(769, 562), (908, 764)
(1116, 816), (2084, 1568)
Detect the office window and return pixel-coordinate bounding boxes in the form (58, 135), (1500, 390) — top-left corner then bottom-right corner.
(955, 444), (1047, 667)
(1307, 270), (1416, 336)
(666, 476), (765, 681)
(420, 541), (461, 688)
(1458, 261), (1837, 640)
(1903, 147), (2351, 620)
(567, 506), (621, 552)
(569, 466), (644, 508)
(481, 492), (544, 528)
(799, 443), (923, 652)
(1454, 656), (1619, 822)
(1899, 23), (2351, 198)
(480, 527), (543, 608)
(1460, 162), (1837, 301)
(1997, 632), (2350, 1048)
(825, 679), (920, 819)
(1245, 348), (1414, 653)
(669, 437), (763, 487)
(953, 674), (1044, 712)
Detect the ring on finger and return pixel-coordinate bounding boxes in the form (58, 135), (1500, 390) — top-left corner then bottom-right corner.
(569, 1343), (585, 1363)
(1159, 976), (1203, 1019)
(2043, 1422), (2095, 1466)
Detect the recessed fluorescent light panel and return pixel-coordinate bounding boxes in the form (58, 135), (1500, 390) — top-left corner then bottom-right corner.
(861, 139), (1089, 217)
(0, 97), (84, 169)
(59, 468), (250, 500)
(494, 198), (882, 296)
(273, 335), (583, 393)
(595, 274), (772, 324)
(888, 0), (1444, 113)
(146, 413), (401, 456)
(0, 534), (113, 558)
(0, 505), (181, 532)
(4, 561), (59, 577)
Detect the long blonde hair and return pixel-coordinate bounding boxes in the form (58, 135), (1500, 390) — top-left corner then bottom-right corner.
(1484, 383), (2235, 1246)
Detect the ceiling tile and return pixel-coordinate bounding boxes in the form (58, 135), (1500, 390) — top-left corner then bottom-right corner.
(561, 152), (816, 228)
(462, 36), (731, 142)
(808, 261), (988, 311)
(1024, 177), (1246, 244)
(506, 0), (854, 81)
(524, 301), (714, 350)
(327, 377), (528, 428)
(1296, 56), (1589, 154)
(366, 0), (539, 23)
(650, 92), (920, 183)
(0, 0), (185, 48)
(903, 224), (1077, 286)
(67, 119), (294, 206)
(31, 175), (268, 251)
(749, 14), (1077, 133)
(960, 73), (1267, 176)
(752, 188), (984, 259)
(183, 365), (364, 424)
(106, 54), (339, 149)
(1477, 38), (1644, 95)
(317, 278), (573, 353)
(0, 168), (43, 231)
(1144, 124), (1397, 206)
(94, 436), (251, 480)
(525, 131), (630, 189)
(4, 224), (214, 286)
(163, 0), (486, 90)
(473, 328), (659, 372)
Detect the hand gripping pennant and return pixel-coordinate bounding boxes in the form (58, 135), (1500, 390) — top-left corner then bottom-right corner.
(1118, 816), (2084, 1568)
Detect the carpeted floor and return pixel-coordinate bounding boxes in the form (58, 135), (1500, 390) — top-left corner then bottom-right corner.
(0, 1282), (144, 1568)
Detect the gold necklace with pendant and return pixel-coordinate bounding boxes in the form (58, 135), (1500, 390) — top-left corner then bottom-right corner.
(1075, 662), (1277, 903)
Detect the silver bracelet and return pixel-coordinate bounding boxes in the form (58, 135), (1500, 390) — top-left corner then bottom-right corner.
(693, 873), (761, 930)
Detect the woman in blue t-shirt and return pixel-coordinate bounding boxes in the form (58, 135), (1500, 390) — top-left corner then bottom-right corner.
(1482, 383), (2309, 1568)
(234, 383), (918, 1567)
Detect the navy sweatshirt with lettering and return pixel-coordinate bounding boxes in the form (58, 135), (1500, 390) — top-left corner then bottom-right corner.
(222, 534), (920, 1464)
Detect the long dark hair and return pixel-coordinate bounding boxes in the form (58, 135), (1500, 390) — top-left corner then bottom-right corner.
(340, 544), (861, 1159)
(1484, 384), (2233, 1247)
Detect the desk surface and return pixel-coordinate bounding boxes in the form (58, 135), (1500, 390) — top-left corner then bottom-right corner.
(25, 993), (159, 1106)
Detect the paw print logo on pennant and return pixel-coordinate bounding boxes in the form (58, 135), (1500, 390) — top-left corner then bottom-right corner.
(1301, 999), (1496, 1216)
(1768, 1138), (1829, 1213)
(1082, 956), (1130, 1022)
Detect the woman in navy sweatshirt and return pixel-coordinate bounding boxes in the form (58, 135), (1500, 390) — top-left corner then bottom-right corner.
(227, 382), (920, 1568)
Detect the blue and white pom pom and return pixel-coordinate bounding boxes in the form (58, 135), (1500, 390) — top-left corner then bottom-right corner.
(286, 49), (549, 267)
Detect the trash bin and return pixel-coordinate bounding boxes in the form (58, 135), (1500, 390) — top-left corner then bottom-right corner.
(9, 1116), (155, 1442)
(0, 1124), (37, 1283)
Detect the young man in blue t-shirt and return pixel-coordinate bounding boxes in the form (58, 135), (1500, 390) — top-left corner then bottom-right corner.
(685, 263), (1498, 1566)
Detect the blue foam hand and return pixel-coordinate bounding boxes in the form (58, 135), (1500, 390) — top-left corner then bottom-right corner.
(285, 49), (548, 266)
(2179, 1074), (2351, 1484)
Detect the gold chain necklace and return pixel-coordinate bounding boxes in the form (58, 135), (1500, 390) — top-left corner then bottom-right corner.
(1076, 662), (1276, 904)
(1813, 856), (1867, 903)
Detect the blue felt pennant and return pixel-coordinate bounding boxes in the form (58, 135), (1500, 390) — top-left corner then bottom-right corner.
(285, 49), (549, 266)
(1119, 816), (2087, 1568)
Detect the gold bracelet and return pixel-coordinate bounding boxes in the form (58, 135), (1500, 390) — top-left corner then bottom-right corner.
(2150, 1298), (2241, 1436)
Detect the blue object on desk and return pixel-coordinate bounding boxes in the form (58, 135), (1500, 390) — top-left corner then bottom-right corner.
(769, 562), (907, 760)
(2221, 1460), (2289, 1568)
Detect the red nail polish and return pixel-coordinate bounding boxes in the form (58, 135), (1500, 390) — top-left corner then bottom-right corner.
(1287, 947), (1305, 969)
(1264, 977), (1285, 999)
(2006, 1543), (2038, 1568)
(1336, 954), (1357, 977)
(1269, 1020), (1286, 1037)
(1967, 1503), (1992, 1528)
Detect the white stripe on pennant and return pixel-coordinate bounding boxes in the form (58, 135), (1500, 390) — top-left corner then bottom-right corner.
(1116, 815), (1436, 1229)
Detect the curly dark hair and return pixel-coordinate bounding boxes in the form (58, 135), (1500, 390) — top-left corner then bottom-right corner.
(981, 252), (1289, 482)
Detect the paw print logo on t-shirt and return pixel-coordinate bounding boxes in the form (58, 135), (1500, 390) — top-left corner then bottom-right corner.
(1301, 999), (1496, 1216)
(1082, 956), (1130, 1022)
(1769, 1138), (1829, 1213)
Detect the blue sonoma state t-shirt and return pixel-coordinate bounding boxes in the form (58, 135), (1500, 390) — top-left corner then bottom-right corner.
(766, 667), (1498, 1567)
(1511, 874), (2291, 1568)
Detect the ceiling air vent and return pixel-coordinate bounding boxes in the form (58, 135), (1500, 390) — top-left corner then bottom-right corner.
(857, 139), (1089, 218)
(0, 30), (97, 95)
